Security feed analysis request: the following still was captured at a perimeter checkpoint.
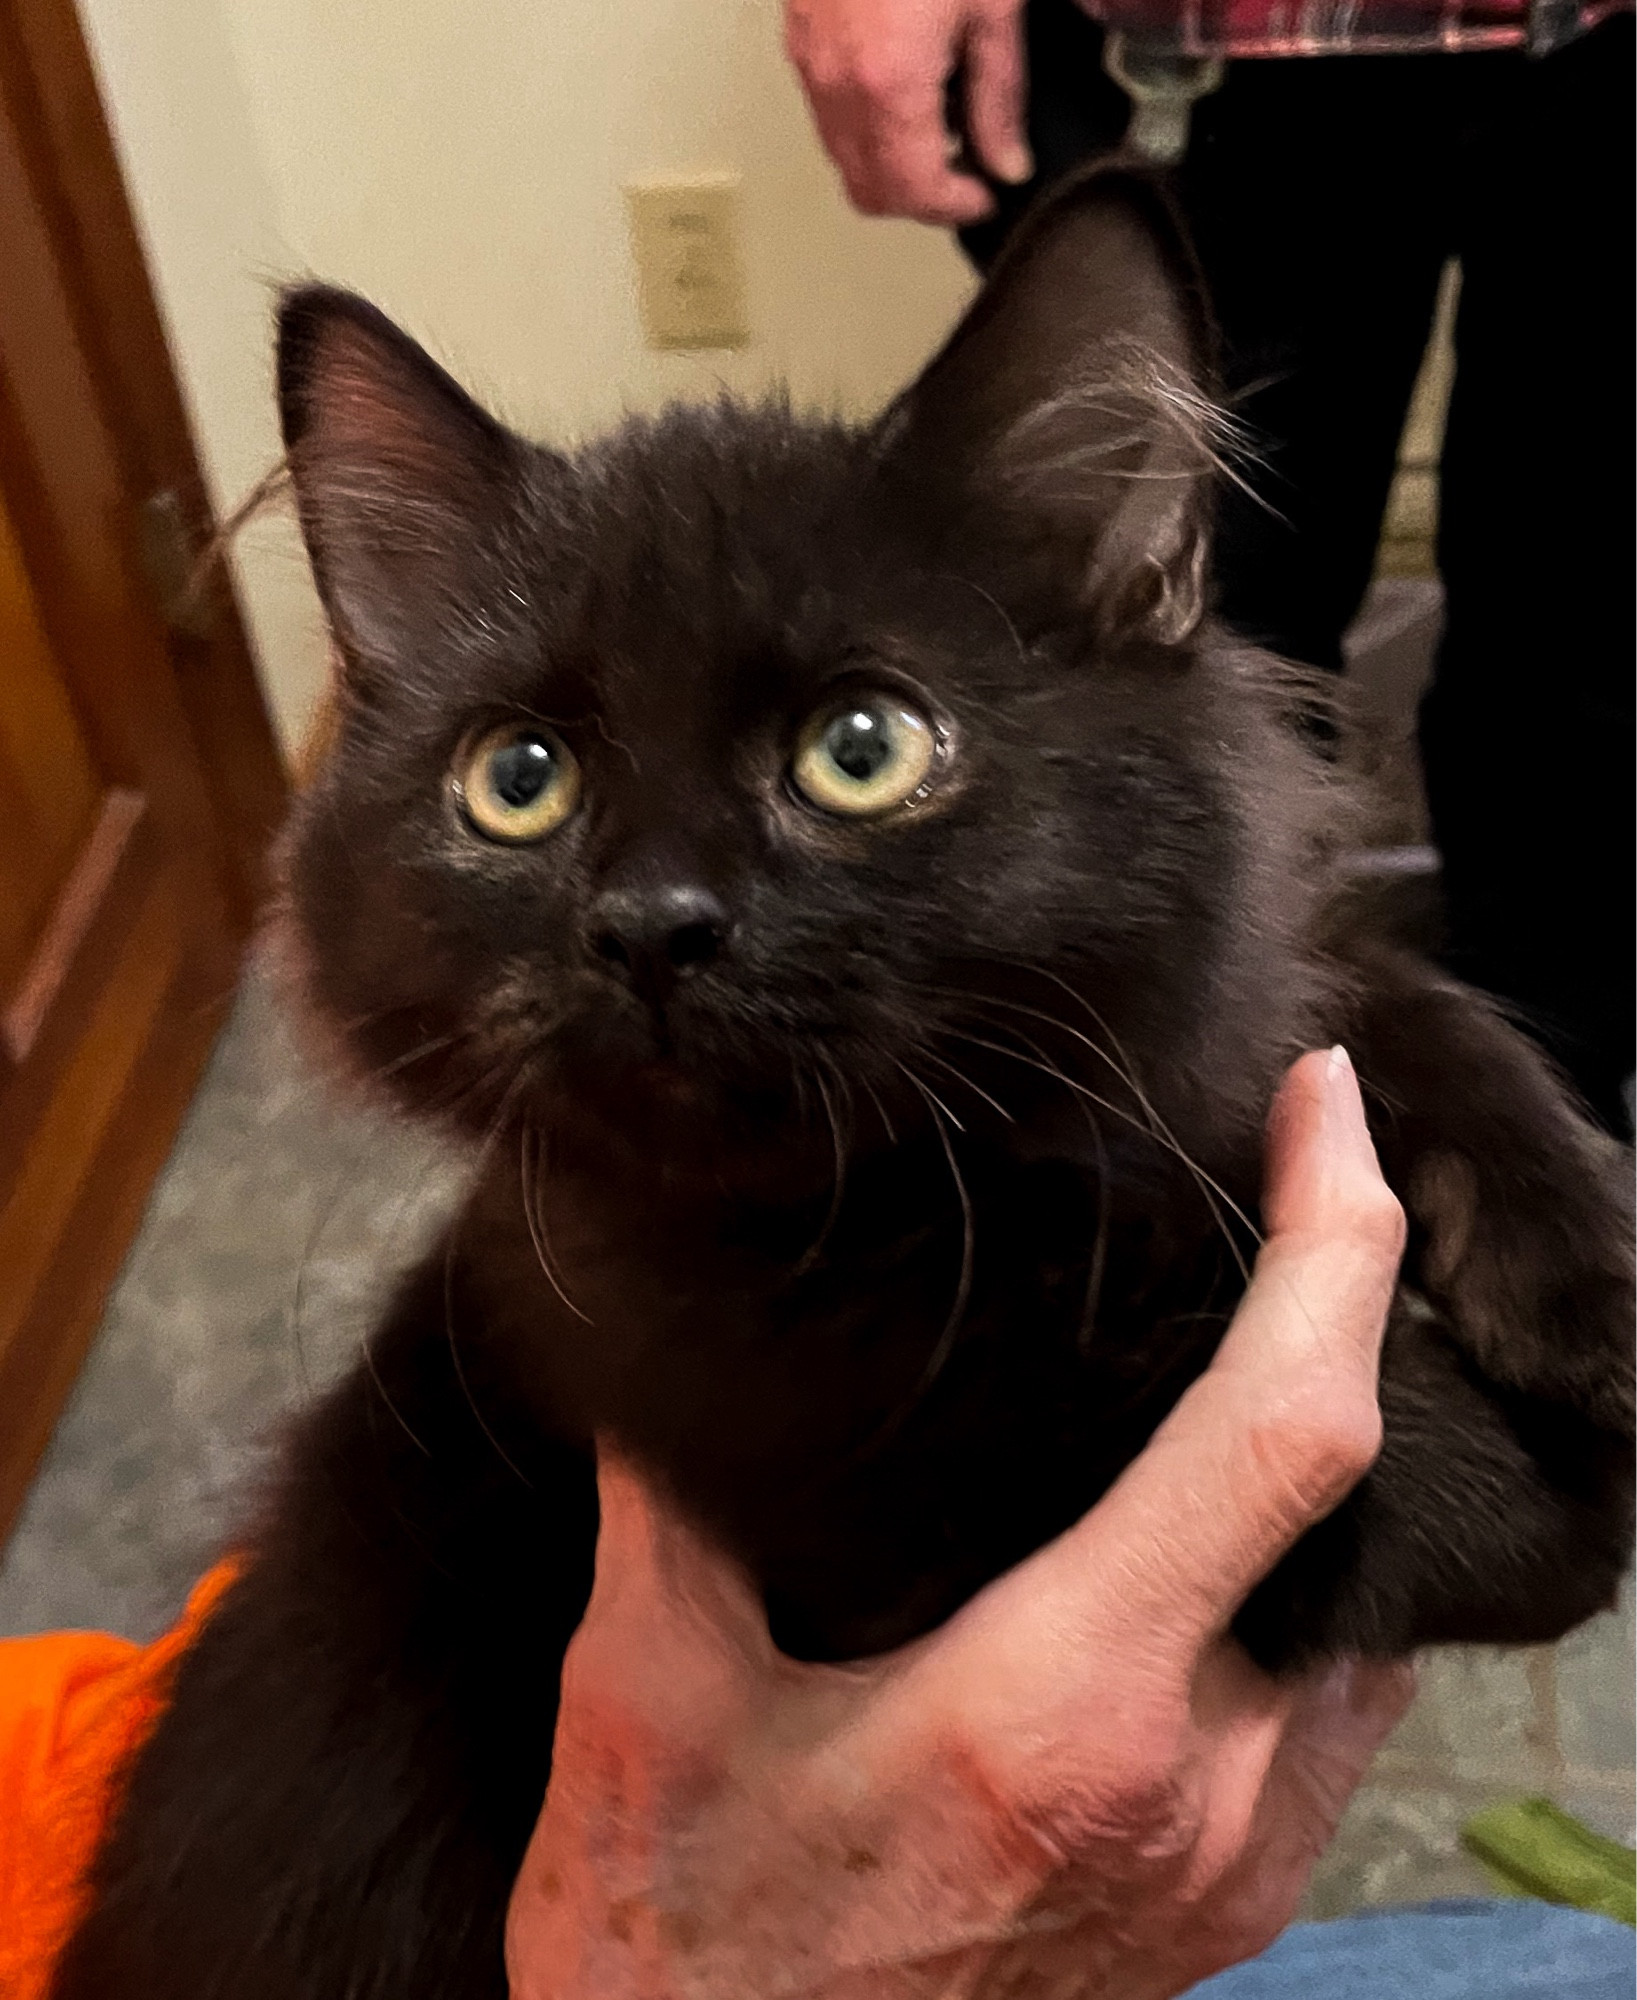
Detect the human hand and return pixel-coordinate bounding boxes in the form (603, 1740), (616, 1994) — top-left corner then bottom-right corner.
(785, 0), (1034, 224)
(506, 1047), (1412, 1999)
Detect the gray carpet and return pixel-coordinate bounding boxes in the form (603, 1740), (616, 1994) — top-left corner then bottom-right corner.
(0, 966), (466, 1643)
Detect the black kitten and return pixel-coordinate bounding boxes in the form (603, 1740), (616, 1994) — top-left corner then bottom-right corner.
(55, 169), (1632, 2000)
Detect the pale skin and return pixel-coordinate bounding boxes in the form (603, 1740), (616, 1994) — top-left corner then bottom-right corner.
(506, 1047), (1414, 1999)
(785, 0), (1034, 224)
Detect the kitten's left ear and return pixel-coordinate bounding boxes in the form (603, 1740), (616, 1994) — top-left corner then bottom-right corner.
(278, 286), (532, 679)
(878, 166), (1221, 644)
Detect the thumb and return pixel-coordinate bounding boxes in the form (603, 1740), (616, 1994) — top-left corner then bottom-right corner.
(1080, 1047), (1403, 1643)
(929, 1048), (1403, 1694)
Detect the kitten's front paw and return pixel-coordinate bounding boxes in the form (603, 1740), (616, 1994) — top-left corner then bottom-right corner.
(1232, 1302), (1633, 1669)
(1408, 1139), (1635, 1435)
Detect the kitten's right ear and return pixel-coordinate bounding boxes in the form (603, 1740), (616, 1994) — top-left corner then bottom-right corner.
(278, 286), (526, 675)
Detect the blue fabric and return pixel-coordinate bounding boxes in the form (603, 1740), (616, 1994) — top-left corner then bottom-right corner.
(1185, 1899), (1634, 1999)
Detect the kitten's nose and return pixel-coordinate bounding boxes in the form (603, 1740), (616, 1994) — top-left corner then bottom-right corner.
(586, 883), (729, 1004)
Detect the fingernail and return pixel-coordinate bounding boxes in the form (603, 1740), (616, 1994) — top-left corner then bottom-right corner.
(1323, 1044), (1368, 1152)
(998, 141), (1034, 184)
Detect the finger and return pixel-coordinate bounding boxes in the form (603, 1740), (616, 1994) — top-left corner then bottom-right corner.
(579, 1449), (775, 1682)
(1189, 1649), (1411, 1894)
(785, 0), (995, 222)
(1160, 1658), (1414, 1985)
(825, 82), (996, 221)
(963, 7), (1032, 185)
(941, 1050), (1404, 1675)
(1183, 1646), (1301, 1889)
(1238, 1658), (1416, 1882)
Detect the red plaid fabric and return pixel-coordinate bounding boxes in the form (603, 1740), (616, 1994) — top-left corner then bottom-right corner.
(1081, 0), (1628, 55)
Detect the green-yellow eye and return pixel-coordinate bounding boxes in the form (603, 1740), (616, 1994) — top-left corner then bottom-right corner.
(454, 723), (580, 842)
(792, 696), (938, 817)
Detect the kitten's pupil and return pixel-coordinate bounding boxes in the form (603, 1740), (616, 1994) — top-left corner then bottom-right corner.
(491, 736), (554, 807)
(825, 709), (891, 783)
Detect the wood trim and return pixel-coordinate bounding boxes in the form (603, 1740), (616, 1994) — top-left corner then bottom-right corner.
(0, 0), (288, 920)
(0, 870), (187, 1338)
(0, 125), (222, 858)
(291, 681), (340, 788)
(0, 0), (286, 1542)
(0, 805), (171, 1197)
(0, 881), (235, 1542)
(3, 787), (145, 1063)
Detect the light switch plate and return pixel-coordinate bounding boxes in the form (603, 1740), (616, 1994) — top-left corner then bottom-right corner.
(625, 176), (749, 352)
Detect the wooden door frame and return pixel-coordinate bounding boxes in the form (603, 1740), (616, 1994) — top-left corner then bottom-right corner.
(0, 0), (288, 1542)
(0, 0), (288, 927)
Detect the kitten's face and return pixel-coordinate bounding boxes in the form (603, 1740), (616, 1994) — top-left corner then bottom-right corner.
(279, 173), (1271, 1160)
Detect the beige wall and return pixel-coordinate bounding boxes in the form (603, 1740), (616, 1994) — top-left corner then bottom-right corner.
(75, 0), (974, 756)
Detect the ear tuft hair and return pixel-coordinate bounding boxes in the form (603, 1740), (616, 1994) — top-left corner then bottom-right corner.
(879, 167), (1230, 644)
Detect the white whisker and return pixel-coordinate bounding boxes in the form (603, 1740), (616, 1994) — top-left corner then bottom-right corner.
(519, 1125), (595, 1324)
(900, 1069), (975, 1401)
(918, 1045), (1017, 1125)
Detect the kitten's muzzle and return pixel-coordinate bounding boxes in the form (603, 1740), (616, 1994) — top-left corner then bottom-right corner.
(586, 882), (730, 1011)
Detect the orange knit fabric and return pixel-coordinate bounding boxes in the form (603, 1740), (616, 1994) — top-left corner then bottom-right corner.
(0, 1562), (238, 2000)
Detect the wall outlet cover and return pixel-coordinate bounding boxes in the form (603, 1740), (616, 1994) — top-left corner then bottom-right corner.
(624, 175), (749, 353)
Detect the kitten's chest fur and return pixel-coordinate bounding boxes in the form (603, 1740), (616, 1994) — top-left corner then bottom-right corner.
(459, 1105), (1250, 1658)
